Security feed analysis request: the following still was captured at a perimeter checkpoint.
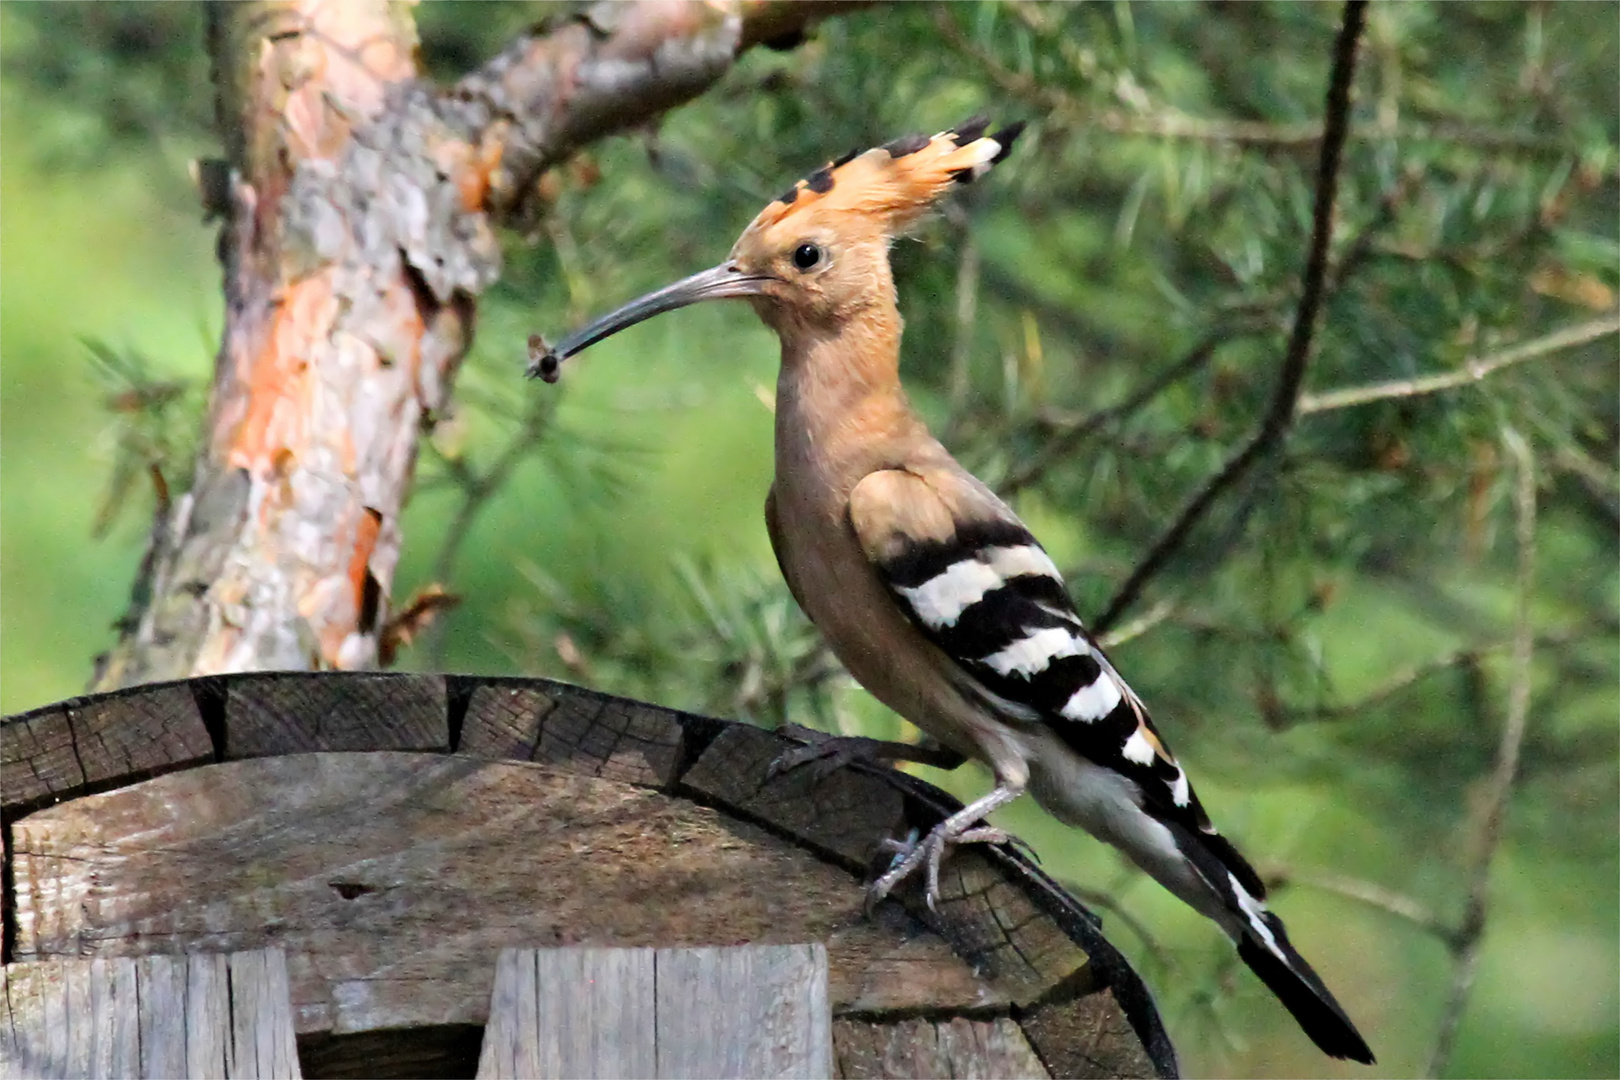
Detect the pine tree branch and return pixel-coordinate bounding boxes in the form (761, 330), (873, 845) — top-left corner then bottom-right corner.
(1004, 335), (1226, 496)
(1094, 0), (1368, 635)
(1297, 313), (1620, 414)
(1427, 426), (1539, 1079)
(942, 5), (1584, 159)
(449, 0), (868, 223)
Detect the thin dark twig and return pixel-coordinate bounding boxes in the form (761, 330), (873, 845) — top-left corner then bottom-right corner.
(1276, 627), (1590, 727)
(1094, 0), (1368, 635)
(1004, 335), (1224, 495)
(1427, 427), (1538, 1078)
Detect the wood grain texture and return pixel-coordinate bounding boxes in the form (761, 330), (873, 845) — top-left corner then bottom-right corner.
(459, 681), (683, 787)
(478, 945), (830, 1080)
(0, 682), (212, 817)
(8, 753), (1003, 1040)
(1020, 987), (1161, 1080)
(0, 951), (298, 1079)
(223, 672), (447, 757)
(833, 1016), (1051, 1079)
(478, 947), (657, 1079)
(925, 848), (1097, 1007)
(654, 944), (831, 1079)
(678, 723), (907, 865)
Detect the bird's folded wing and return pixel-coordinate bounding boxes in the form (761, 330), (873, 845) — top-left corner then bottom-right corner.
(847, 466), (1264, 892)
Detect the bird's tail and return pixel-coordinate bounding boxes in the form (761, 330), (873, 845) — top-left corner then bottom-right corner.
(1176, 828), (1375, 1064)
(1234, 901), (1376, 1064)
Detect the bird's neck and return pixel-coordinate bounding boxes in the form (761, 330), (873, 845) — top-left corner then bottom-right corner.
(773, 306), (935, 498)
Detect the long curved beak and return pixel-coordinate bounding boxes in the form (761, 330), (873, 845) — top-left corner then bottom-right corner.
(527, 261), (774, 382)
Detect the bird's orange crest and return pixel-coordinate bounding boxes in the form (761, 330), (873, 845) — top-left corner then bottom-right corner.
(743, 116), (1025, 240)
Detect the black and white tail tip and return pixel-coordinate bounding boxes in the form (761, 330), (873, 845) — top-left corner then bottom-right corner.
(1226, 870), (1375, 1064)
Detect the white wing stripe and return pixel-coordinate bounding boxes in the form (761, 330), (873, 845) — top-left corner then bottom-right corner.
(1171, 767), (1191, 807)
(1060, 676), (1123, 722)
(897, 545), (1062, 628)
(980, 625), (1087, 677)
(1229, 872), (1284, 958)
(897, 560), (1003, 628)
(1122, 728), (1156, 765)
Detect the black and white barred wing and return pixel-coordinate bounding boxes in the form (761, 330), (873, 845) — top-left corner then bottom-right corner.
(848, 468), (1210, 833)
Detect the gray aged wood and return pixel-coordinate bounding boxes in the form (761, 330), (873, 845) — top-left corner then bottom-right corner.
(0, 683), (212, 817)
(654, 944), (831, 1079)
(477, 945), (830, 1080)
(833, 1016), (1051, 1079)
(223, 672), (447, 757)
(479, 947), (657, 1080)
(8, 754), (1006, 1038)
(459, 681), (684, 787)
(0, 950), (299, 1079)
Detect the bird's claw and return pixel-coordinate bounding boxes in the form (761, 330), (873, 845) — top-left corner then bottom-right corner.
(865, 820), (1016, 914)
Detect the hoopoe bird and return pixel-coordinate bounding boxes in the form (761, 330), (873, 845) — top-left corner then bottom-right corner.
(528, 118), (1374, 1064)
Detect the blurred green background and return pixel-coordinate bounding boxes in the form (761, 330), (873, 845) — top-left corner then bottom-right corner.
(1, 3), (1615, 1077)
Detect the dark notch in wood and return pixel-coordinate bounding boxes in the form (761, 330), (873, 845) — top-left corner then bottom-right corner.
(299, 1023), (484, 1079)
(2, 814), (14, 965)
(443, 673), (478, 753)
(805, 167), (835, 194)
(190, 675), (230, 763)
(668, 711), (729, 782)
(884, 132), (930, 158)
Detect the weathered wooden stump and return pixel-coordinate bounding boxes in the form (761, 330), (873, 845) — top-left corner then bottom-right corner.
(1, 673), (1178, 1079)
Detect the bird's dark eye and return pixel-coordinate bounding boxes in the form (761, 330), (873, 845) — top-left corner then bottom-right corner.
(792, 243), (822, 271)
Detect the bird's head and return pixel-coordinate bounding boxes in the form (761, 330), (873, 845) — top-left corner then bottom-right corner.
(528, 117), (1024, 381)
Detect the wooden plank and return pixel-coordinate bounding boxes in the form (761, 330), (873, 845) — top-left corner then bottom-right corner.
(832, 1016), (1051, 1079)
(0, 951), (299, 1079)
(225, 950), (302, 1079)
(537, 948), (657, 1079)
(186, 953), (231, 1080)
(0, 683), (213, 816)
(477, 945), (829, 1080)
(223, 672), (447, 757)
(479, 947), (658, 1079)
(678, 724), (908, 865)
(10, 754), (1000, 1038)
(655, 944), (831, 1080)
(139, 955), (187, 1078)
(94, 958), (140, 1080)
(459, 682), (684, 787)
(476, 949), (537, 1080)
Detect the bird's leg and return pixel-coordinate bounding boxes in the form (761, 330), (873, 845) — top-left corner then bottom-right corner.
(767, 723), (967, 783)
(867, 779), (1026, 912)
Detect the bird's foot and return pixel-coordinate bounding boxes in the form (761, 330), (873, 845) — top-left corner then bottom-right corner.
(864, 780), (1027, 913)
(766, 723), (965, 783)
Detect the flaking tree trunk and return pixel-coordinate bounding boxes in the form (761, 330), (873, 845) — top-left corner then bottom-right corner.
(93, 0), (858, 691)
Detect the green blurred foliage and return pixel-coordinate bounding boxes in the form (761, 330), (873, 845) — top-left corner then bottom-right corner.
(1, 3), (1615, 1077)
